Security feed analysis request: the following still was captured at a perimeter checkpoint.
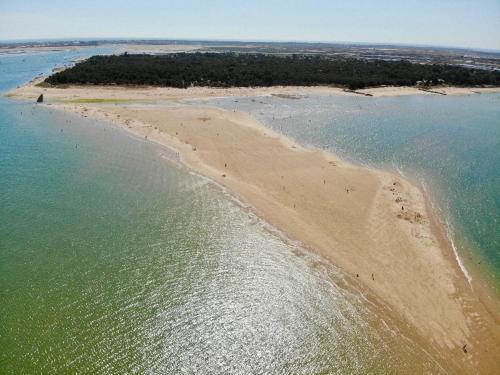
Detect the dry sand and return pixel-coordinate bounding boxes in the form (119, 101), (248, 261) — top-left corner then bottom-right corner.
(7, 83), (500, 373)
(358, 86), (500, 96)
(116, 43), (203, 54)
(8, 78), (500, 101)
(0, 45), (88, 55)
(0, 42), (201, 57)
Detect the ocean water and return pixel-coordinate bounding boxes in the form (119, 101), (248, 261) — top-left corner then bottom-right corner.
(208, 93), (500, 295)
(0, 50), (473, 374)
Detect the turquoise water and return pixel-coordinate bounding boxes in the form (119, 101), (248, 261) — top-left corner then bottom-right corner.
(209, 93), (500, 294)
(0, 52), (452, 372)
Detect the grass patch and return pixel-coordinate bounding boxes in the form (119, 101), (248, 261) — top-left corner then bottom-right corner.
(59, 98), (137, 103)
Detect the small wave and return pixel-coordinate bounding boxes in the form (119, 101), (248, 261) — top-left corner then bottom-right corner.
(445, 218), (473, 288)
(390, 156), (406, 178)
(420, 179), (473, 288)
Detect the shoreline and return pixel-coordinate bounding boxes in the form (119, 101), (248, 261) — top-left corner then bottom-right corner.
(377, 141), (500, 334)
(411, 168), (500, 316)
(378, 153), (500, 329)
(6, 75), (500, 101)
(6, 82), (500, 373)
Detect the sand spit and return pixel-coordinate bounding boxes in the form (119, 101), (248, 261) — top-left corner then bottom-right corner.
(7, 83), (500, 373)
(0, 45), (86, 55)
(116, 44), (203, 55)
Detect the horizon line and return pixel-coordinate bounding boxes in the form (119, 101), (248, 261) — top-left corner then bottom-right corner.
(1, 36), (500, 54)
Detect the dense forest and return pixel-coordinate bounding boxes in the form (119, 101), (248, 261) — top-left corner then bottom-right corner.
(44, 53), (500, 89)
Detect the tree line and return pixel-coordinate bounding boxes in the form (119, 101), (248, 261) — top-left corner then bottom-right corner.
(44, 53), (500, 90)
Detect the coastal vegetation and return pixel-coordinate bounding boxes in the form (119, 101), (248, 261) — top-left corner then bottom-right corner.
(44, 53), (500, 89)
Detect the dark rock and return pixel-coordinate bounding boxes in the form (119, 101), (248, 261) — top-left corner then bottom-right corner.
(36, 94), (43, 103)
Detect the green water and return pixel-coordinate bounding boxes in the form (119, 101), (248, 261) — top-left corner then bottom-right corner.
(210, 93), (500, 294)
(0, 52), (451, 373)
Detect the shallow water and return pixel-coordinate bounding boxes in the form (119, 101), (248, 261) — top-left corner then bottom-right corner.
(0, 51), (458, 373)
(209, 93), (500, 295)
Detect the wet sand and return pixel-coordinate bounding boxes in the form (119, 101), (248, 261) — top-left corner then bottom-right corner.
(7, 83), (500, 373)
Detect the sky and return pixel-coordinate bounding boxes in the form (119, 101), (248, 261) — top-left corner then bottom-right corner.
(1, 0), (499, 50)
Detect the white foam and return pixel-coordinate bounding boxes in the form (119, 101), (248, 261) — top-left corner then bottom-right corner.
(420, 179), (474, 289)
(445, 218), (473, 288)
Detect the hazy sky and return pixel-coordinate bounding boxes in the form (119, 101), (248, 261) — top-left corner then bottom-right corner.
(1, 0), (499, 50)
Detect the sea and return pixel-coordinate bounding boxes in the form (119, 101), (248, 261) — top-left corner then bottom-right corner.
(1, 48), (498, 373)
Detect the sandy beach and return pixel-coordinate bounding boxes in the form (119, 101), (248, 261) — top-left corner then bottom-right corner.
(116, 43), (203, 54)
(0, 45), (87, 55)
(0, 43), (203, 56)
(8, 76), (500, 101)
(7, 82), (500, 373)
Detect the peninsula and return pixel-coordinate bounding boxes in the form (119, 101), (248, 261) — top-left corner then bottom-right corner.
(7, 59), (500, 373)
